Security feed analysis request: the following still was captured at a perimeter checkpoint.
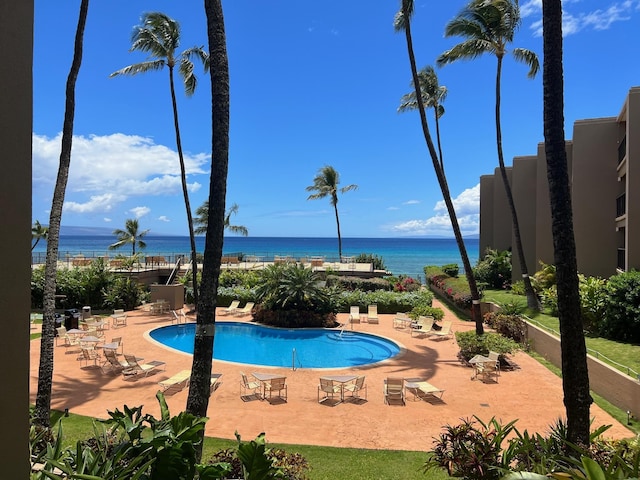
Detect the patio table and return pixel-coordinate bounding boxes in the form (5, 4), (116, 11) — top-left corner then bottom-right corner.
(320, 375), (358, 403)
(252, 372), (286, 400)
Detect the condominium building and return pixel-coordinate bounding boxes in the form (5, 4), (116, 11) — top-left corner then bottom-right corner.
(480, 86), (640, 281)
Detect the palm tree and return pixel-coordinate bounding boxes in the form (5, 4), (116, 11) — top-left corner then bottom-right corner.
(398, 66), (447, 173)
(437, 0), (540, 312)
(111, 11), (208, 309)
(31, 220), (49, 251)
(194, 201), (248, 236)
(306, 166), (358, 260)
(34, 0), (90, 428)
(185, 0), (230, 460)
(108, 218), (149, 256)
(542, 0), (591, 445)
(395, 0), (483, 332)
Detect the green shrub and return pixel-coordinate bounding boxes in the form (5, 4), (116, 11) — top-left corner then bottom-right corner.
(354, 253), (387, 271)
(579, 274), (607, 334)
(325, 275), (391, 292)
(473, 248), (512, 289)
(425, 269), (473, 311)
(442, 263), (459, 277)
(455, 331), (520, 362)
(601, 270), (640, 342)
(532, 261), (556, 290)
(103, 276), (146, 311)
(483, 312), (527, 344)
(408, 304), (444, 321)
(337, 289), (434, 314)
(540, 285), (558, 316)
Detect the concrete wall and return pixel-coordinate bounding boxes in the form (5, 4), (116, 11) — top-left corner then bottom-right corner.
(512, 156), (538, 280)
(0, 1), (33, 476)
(479, 175), (495, 259)
(491, 167), (514, 253)
(625, 88), (640, 271)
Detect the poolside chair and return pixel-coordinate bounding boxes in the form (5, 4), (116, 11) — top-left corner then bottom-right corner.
(232, 302), (255, 317)
(349, 306), (361, 325)
(240, 372), (262, 401)
(112, 309), (127, 328)
(102, 348), (129, 374)
(383, 377), (405, 406)
(393, 312), (411, 329)
(318, 377), (341, 405)
(410, 316), (434, 337)
(476, 351), (500, 383)
(343, 375), (367, 402)
(427, 320), (454, 340)
(367, 305), (379, 324)
(219, 300), (240, 316)
(404, 378), (445, 401)
(159, 369), (192, 394)
(78, 347), (100, 367)
(122, 354), (165, 378)
(264, 376), (287, 403)
(210, 373), (223, 393)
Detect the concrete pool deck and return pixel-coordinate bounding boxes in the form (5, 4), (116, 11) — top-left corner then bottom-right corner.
(29, 299), (632, 450)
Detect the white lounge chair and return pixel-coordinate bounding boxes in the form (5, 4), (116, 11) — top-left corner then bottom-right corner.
(384, 377), (405, 406)
(219, 300), (240, 316)
(427, 320), (453, 339)
(367, 305), (379, 324)
(349, 306), (361, 325)
(232, 302), (255, 317)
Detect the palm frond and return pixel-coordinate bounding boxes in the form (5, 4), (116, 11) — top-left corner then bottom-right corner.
(110, 60), (166, 77)
(179, 58), (197, 96)
(512, 47), (540, 78)
(437, 39), (495, 66)
(182, 46), (210, 72)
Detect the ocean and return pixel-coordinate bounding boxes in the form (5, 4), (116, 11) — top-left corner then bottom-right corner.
(32, 236), (479, 280)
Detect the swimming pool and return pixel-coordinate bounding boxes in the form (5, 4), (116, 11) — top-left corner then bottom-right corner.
(149, 322), (402, 369)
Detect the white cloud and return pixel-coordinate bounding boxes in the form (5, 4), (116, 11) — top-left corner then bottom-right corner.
(129, 206), (150, 218)
(403, 199), (420, 205)
(158, 215), (170, 222)
(33, 132), (209, 214)
(387, 206), (399, 211)
(103, 217), (112, 223)
(520, 0), (639, 36)
(387, 184), (480, 236)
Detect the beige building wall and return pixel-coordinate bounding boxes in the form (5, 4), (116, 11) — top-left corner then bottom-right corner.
(0, 1), (33, 477)
(623, 88), (640, 271)
(479, 175), (495, 257)
(511, 156), (538, 280)
(490, 166), (514, 254)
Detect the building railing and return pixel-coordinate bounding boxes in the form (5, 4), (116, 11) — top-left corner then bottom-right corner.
(618, 136), (627, 164)
(616, 193), (626, 217)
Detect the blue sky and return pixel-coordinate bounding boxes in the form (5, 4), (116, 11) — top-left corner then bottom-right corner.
(33, 0), (640, 237)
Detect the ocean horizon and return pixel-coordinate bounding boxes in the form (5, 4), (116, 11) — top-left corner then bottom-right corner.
(32, 235), (480, 280)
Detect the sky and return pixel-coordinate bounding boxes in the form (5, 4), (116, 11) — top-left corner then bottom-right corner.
(32, 0), (640, 238)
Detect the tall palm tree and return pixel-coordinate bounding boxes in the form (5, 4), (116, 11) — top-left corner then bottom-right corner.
(398, 65), (447, 173)
(185, 0), (230, 460)
(108, 218), (149, 256)
(111, 11), (208, 308)
(394, 1), (483, 332)
(31, 220), (49, 251)
(194, 201), (248, 236)
(437, 0), (540, 311)
(34, 0), (90, 428)
(542, 0), (591, 445)
(306, 166), (358, 260)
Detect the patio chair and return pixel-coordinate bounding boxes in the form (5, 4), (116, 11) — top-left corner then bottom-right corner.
(56, 325), (78, 347)
(210, 373), (223, 393)
(78, 347), (100, 367)
(232, 302), (255, 317)
(404, 378), (445, 401)
(383, 377), (405, 406)
(264, 376), (287, 403)
(476, 352), (500, 383)
(410, 316), (434, 337)
(219, 300), (240, 316)
(240, 372), (262, 400)
(112, 309), (127, 328)
(367, 305), (379, 324)
(343, 375), (367, 402)
(318, 377), (341, 405)
(159, 369), (192, 394)
(102, 348), (130, 374)
(349, 306), (361, 325)
(427, 320), (454, 339)
(109, 336), (123, 355)
(122, 354), (165, 378)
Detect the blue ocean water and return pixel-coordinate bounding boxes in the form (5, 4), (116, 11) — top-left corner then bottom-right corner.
(32, 235), (479, 279)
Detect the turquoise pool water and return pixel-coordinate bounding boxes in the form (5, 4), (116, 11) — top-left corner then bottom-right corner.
(149, 322), (401, 369)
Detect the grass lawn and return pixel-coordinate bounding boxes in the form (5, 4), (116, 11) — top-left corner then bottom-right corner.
(45, 410), (446, 480)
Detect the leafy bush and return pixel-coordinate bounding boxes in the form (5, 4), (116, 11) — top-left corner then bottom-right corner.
(442, 263), (459, 277)
(354, 252), (387, 271)
(325, 275), (391, 292)
(579, 274), (607, 334)
(483, 312), (528, 344)
(455, 331), (521, 362)
(425, 268), (473, 311)
(216, 286), (256, 307)
(532, 261), (556, 290)
(540, 285), (558, 316)
(600, 270), (640, 342)
(408, 304), (444, 321)
(252, 304), (337, 328)
(390, 275), (422, 292)
(473, 249), (512, 289)
(103, 276), (147, 311)
(337, 289), (434, 314)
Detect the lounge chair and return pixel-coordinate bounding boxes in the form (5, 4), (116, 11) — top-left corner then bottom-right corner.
(102, 348), (129, 374)
(404, 378), (445, 401)
(427, 320), (454, 339)
(393, 312), (412, 329)
(384, 377), (405, 405)
(159, 369), (191, 394)
(349, 306), (361, 325)
(343, 375), (367, 402)
(232, 302), (255, 317)
(410, 316), (434, 337)
(367, 305), (379, 324)
(240, 372), (262, 400)
(122, 354), (165, 378)
(219, 300), (240, 316)
(318, 377), (341, 405)
(112, 309), (127, 328)
(55, 325), (78, 347)
(78, 347), (100, 367)
(264, 376), (287, 403)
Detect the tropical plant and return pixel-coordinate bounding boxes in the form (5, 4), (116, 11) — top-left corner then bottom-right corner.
(601, 270), (640, 342)
(474, 248), (513, 289)
(111, 11), (208, 310)
(108, 218), (150, 256)
(31, 220), (49, 251)
(541, 0), (591, 444)
(306, 165), (357, 260)
(194, 200), (248, 236)
(185, 0), (230, 462)
(34, 0), (90, 428)
(437, 0), (540, 312)
(255, 263), (329, 312)
(354, 253), (387, 271)
(455, 330), (520, 362)
(394, 1), (483, 333)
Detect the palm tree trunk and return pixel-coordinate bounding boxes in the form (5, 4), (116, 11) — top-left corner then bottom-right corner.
(494, 56), (539, 311)
(34, 0), (90, 427)
(186, 0), (230, 461)
(333, 201), (343, 260)
(542, 0), (591, 445)
(400, 1), (482, 332)
(168, 67), (199, 308)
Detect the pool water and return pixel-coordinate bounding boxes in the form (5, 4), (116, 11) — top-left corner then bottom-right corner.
(149, 322), (401, 369)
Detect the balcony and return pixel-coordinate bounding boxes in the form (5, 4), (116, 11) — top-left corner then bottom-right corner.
(617, 248), (626, 271)
(616, 193), (626, 218)
(618, 136), (627, 165)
